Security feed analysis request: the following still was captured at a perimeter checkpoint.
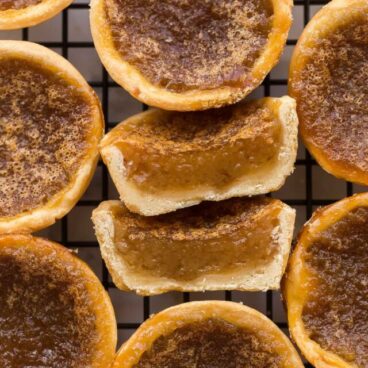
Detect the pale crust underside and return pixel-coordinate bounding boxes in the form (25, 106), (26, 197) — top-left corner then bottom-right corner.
(0, 41), (104, 234)
(0, 234), (117, 368)
(112, 301), (304, 368)
(92, 199), (296, 296)
(0, 0), (73, 30)
(100, 96), (298, 216)
(289, 0), (368, 186)
(283, 192), (368, 368)
(90, 0), (292, 111)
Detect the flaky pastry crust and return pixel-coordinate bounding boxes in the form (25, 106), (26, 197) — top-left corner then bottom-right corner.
(0, 0), (72, 30)
(90, 0), (292, 111)
(0, 41), (104, 234)
(283, 192), (368, 368)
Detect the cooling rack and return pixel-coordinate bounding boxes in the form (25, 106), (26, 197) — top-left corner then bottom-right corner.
(1, 0), (364, 366)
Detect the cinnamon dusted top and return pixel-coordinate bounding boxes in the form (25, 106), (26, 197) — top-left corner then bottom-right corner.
(0, 244), (97, 367)
(0, 57), (94, 217)
(105, 0), (273, 92)
(302, 206), (368, 367)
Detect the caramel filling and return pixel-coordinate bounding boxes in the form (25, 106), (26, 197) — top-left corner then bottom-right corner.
(113, 197), (282, 281)
(302, 207), (368, 367)
(116, 102), (282, 194)
(0, 247), (97, 367)
(134, 318), (283, 368)
(0, 0), (42, 11)
(0, 58), (93, 217)
(294, 15), (368, 173)
(105, 0), (273, 92)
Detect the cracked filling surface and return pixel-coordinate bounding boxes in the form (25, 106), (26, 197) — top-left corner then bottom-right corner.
(0, 245), (97, 368)
(134, 318), (283, 368)
(113, 101), (282, 193)
(293, 14), (368, 175)
(105, 0), (273, 92)
(0, 0), (43, 11)
(302, 206), (368, 367)
(0, 57), (94, 218)
(113, 197), (282, 281)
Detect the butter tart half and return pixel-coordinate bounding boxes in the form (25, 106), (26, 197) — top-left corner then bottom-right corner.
(92, 197), (295, 295)
(0, 234), (117, 368)
(0, 0), (72, 30)
(112, 301), (304, 368)
(283, 192), (368, 368)
(0, 41), (104, 234)
(289, 0), (368, 185)
(90, 0), (292, 111)
(100, 96), (298, 216)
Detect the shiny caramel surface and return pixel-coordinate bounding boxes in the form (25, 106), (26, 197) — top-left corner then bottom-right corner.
(0, 58), (93, 217)
(105, 0), (273, 92)
(0, 246), (97, 367)
(114, 101), (282, 193)
(293, 14), (368, 174)
(302, 207), (368, 367)
(113, 197), (282, 281)
(0, 0), (42, 10)
(134, 318), (282, 368)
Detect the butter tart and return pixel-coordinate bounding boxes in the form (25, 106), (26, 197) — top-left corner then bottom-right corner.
(92, 197), (295, 295)
(0, 0), (72, 30)
(100, 96), (298, 216)
(0, 41), (104, 234)
(283, 192), (368, 368)
(90, 0), (292, 111)
(0, 234), (117, 368)
(112, 301), (304, 368)
(289, 0), (368, 185)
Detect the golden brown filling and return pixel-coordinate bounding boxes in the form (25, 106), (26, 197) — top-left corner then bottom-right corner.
(0, 247), (97, 367)
(293, 15), (368, 173)
(105, 0), (273, 92)
(116, 102), (282, 193)
(114, 197), (281, 281)
(0, 0), (42, 11)
(0, 58), (93, 217)
(134, 318), (282, 368)
(302, 207), (368, 367)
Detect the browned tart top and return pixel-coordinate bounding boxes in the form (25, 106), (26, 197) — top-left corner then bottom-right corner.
(0, 0), (43, 11)
(105, 0), (273, 92)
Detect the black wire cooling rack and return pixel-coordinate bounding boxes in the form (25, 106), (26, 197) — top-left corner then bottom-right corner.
(2, 0), (360, 366)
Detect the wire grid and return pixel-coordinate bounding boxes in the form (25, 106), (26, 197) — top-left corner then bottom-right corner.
(1, 0), (360, 366)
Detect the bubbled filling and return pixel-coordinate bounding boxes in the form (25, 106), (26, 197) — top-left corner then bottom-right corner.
(293, 15), (368, 174)
(0, 246), (97, 368)
(302, 207), (368, 367)
(0, 58), (93, 217)
(105, 0), (273, 92)
(134, 318), (283, 368)
(115, 101), (282, 193)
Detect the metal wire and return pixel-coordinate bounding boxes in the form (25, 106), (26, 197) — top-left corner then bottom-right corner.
(19, 1), (335, 366)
